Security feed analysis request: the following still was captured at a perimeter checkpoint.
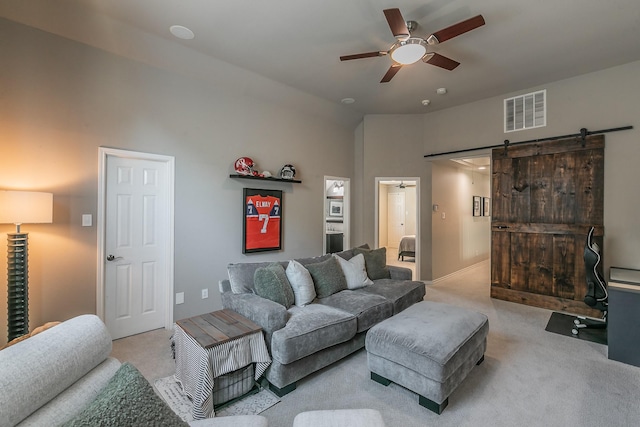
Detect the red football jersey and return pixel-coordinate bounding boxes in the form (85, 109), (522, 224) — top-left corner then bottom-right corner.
(245, 195), (281, 250)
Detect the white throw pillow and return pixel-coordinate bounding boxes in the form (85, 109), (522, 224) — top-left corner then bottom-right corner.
(285, 260), (317, 306)
(333, 253), (374, 290)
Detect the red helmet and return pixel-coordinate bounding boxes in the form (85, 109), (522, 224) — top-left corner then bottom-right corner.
(234, 157), (256, 175)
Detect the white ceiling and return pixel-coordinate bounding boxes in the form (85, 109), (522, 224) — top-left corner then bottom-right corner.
(2, 0), (640, 116)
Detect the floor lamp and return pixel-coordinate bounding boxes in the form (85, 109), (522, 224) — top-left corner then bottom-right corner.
(0, 191), (53, 342)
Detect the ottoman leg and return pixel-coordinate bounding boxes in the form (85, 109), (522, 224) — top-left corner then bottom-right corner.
(419, 395), (448, 415)
(269, 381), (296, 397)
(370, 372), (392, 386)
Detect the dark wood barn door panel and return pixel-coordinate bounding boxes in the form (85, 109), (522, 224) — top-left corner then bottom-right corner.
(490, 135), (604, 316)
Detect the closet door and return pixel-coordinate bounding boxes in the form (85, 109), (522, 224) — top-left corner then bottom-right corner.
(490, 135), (604, 316)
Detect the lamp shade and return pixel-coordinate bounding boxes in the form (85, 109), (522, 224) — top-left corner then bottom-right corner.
(0, 191), (53, 224)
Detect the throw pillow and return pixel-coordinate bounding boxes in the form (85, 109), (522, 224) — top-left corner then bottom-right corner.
(305, 256), (348, 298)
(333, 253), (374, 290)
(353, 247), (391, 280)
(63, 363), (187, 427)
(254, 263), (295, 308)
(285, 260), (317, 306)
(228, 261), (273, 294)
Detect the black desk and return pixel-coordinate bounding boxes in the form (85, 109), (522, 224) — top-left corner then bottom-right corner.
(608, 267), (640, 367)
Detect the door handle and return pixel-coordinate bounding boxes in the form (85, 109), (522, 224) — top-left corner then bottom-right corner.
(493, 225), (509, 229)
(107, 255), (124, 262)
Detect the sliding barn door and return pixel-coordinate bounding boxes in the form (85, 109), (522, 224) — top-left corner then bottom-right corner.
(491, 135), (604, 316)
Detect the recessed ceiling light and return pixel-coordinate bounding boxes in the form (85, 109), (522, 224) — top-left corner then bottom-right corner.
(341, 98), (355, 105)
(436, 87), (447, 95)
(170, 25), (194, 40)
(421, 99), (431, 106)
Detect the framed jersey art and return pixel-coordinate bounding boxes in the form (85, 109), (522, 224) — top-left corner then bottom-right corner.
(243, 188), (283, 253)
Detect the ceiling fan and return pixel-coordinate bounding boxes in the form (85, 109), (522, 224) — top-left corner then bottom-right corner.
(397, 181), (416, 189)
(340, 8), (485, 83)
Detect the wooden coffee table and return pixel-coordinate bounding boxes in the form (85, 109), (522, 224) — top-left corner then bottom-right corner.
(174, 309), (271, 419)
(176, 309), (262, 348)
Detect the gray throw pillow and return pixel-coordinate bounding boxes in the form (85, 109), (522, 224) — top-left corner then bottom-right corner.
(63, 363), (187, 427)
(354, 247), (391, 280)
(254, 263), (295, 308)
(306, 256), (348, 298)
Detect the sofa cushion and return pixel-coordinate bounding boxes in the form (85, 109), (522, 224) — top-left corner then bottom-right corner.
(25, 358), (122, 426)
(358, 279), (426, 314)
(318, 290), (393, 333)
(335, 243), (371, 261)
(294, 253), (332, 266)
(271, 304), (357, 364)
(286, 260), (317, 307)
(254, 263), (295, 308)
(306, 256), (348, 298)
(0, 314), (113, 427)
(353, 247), (391, 280)
(228, 261), (274, 294)
(63, 363), (187, 427)
(333, 253), (373, 290)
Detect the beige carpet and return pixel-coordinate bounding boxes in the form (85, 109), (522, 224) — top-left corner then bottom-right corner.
(112, 261), (640, 427)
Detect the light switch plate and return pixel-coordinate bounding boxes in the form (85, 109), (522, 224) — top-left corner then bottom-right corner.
(176, 292), (184, 304)
(82, 214), (92, 227)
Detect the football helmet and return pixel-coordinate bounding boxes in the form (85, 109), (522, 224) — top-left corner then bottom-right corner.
(234, 157), (257, 176)
(280, 164), (296, 180)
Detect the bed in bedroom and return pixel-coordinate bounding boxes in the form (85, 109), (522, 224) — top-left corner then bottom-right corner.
(398, 235), (415, 261)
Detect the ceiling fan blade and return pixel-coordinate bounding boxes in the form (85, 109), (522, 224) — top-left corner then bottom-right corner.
(384, 8), (410, 40)
(340, 51), (386, 61)
(423, 52), (460, 70)
(429, 15), (485, 44)
(380, 64), (402, 83)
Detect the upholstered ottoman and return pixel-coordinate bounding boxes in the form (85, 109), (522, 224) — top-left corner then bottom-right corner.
(366, 301), (488, 414)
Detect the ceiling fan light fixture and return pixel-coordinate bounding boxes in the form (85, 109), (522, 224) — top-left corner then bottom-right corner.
(390, 38), (427, 65)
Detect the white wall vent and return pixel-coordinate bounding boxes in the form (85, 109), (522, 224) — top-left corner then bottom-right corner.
(504, 90), (546, 133)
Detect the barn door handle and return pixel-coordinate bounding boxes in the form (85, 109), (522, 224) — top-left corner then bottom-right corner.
(493, 225), (509, 229)
(107, 255), (123, 262)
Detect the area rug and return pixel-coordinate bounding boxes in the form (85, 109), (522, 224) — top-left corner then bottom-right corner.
(544, 311), (607, 345)
(154, 376), (280, 422)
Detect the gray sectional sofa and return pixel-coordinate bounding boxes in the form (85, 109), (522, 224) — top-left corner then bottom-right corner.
(219, 246), (426, 396)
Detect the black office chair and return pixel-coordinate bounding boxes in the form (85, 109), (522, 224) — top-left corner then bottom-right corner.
(572, 226), (608, 335)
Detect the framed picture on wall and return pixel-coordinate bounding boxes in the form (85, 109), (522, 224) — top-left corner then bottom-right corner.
(473, 196), (481, 217)
(483, 197), (491, 217)
(329, 200), (343, 217)
(243, 188), (283, 253)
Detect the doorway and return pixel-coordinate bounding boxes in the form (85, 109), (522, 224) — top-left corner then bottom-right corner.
(376, 178), (419, 280)
(430, 156), (491, 281)
(324, 177), (350, 254)
(97, 148), (175, 339)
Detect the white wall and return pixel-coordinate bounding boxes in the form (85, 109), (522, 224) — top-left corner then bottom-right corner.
(0, 19), (359, 343)
(358, 114), (430, 278)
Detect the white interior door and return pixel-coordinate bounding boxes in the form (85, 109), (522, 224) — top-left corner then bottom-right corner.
(103, 154), (172, 339)
(388, 192), (405, 248)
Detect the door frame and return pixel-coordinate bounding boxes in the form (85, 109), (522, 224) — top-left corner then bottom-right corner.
(96, 147), (175, 330)
(323, 176), (350, 253)
(375, 177), (420, 280)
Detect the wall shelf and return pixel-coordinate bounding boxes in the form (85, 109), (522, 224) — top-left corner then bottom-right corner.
(230, 174), (302, 184)
(326, 217), (343, 223)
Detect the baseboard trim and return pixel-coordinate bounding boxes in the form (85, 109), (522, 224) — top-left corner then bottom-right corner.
(431, 259), (490, 285)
